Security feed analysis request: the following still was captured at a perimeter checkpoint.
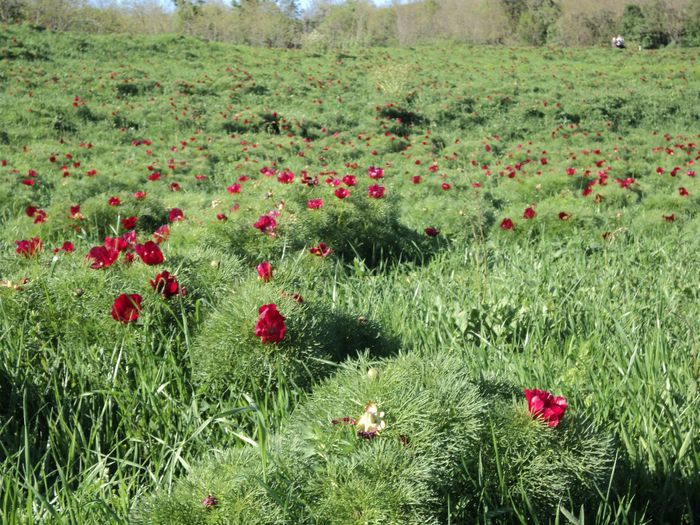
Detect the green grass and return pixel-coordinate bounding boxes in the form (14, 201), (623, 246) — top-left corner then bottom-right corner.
(0, 24), (698, 523)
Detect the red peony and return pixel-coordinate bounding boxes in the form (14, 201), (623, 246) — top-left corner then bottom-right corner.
(257, 261), (272, 282)
(255, 303), (286, 344)
(367, 184), (385, 199)
(309, 242), (332, 257)
(16, 238), (42, 258)
(253, 214), (277, 234)
(168, 208), (184, 223)
(149, 271), (182, 299)
(87, 246), (120, 269)
(307, 198), (323, 210)
(135, 241), (164, 265)
(523, 207), (536, 219)
(334, 187), (350, 199)
(122, 216), (138, 230)
(524, 389), (567, 428)
(500, 218), (514, 230)
(111, 294), (142, 324)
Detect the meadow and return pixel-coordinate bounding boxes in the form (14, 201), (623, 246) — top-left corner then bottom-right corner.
(0, 25), (699, 524)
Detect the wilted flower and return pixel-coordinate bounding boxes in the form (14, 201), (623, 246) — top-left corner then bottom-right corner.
(149, 271), (182, 299)
(15, 238), (42, 258)
(309, 242), (331, 257)
(356, 402), (386, 440)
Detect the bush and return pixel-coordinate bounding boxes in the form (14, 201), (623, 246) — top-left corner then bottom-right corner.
(134, 353), (612, 524)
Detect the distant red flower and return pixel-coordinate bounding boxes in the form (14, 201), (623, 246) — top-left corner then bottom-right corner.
(253, 214), (277, 234)
(148, 172), (161, 181)
(307, 198), (323, 210)
(412, 175), (422, 184)
(168, 208), (184, 222)
(277, 170), (294, 184)
(87, 246), (119, 269)
(342, 174), (357, 186)
(111, 293), (142, 324)
(367, 184), (385, 199)
(123, 216), (138, 230)
(150, 271), (182, 299)
(133, 191), (147, 200)
(424, 227), (439, 237)
(558, 212), (571, 220)
(656, 167), (665, 175)
(255, 303), (286, 344)
(615, 177), (635, 189)
(16, 237), (42, 258)
(523, 207), (536, 219)
(108, 196), (121, 207)
(257, 261), (272, 282)
(663, 214), (676, 222)
(21, 179), (35, 186)
(566, 167), (576, 176)
(52, 241), (75, 254)
(170, 182), (181, 192)
(153, 225), (170, 244)
(309, 242), (331, 257)
(500, 218), (514, 230)
(524, 388), (567, 428)
(441, 182), (451, 191)
(334, 187), (350, 199)
(202, 494), (218, 510)
(104, 236), (128, 253)
(227, 183), (241, 194)
(122, 230), (137, 247)
(368, 166), (384, 179)
(216, 213), (227, 221)
(135, 241), (164, 265)
(33, 209), (47, 224)
(25, 206), (37, 217)
(679, 187), (689, 197)
(70, 204), (84, 219)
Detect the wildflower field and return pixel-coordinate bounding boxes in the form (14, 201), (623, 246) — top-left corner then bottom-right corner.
(0, 25), (699, 524)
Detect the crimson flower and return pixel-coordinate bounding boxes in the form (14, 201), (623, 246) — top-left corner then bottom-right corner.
(16, 238), (42, 258)
(412, 175), (422, 184)
(367, 184), (385, 199)
(255, 303), (286, 344)
(133, 191), (147, 200)
(52, 241), (75, 254)
(558, 212), (571, 221)
(104, 236), (128, 253)
(523, 207), (536, 219)
(307, 198), (323, 210)
(123, 216), (138, 230)
(441, 182), (451, 191)
(33, 209), (47, 224)
(135, 241), (164, 265)
(87, 246), (120, 269)
(500, 218), (514, 230)
(309, 242), (331, 257)
(149, 271), (182, 299)
(253, 214), (277, 234)
(334, 188), (350, 199)
(257, 261), (272, 282)
(227, 183), (241, 194)
(153, 225), (170, 244)
(277, 170), (294, 184)
(168, 208), (184, 223)
(111, 294), (142, 324)
(368, 166), (384, 179)
(424, 227), (439, 237)
(679, 187), (689, 197)
(216, 213), (227, 221)
(26, 206), (37, 217)
(524, 389), (567, 428)
(108, 196), (121, 207)
(663, 214), (676, 222)
(342, 174), (357, 186)
(70, 204), (84, 219)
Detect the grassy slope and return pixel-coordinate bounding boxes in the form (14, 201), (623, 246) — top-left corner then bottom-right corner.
(0, 26), (698, 523)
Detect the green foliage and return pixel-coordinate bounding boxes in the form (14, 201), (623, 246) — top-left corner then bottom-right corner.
(134, 353), (612, 524)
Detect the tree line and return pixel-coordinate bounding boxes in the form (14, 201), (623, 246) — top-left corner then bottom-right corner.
(2, 0), (699, 48)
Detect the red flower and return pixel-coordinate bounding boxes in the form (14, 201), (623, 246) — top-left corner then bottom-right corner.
(70, 205), (84, 219)
(342, 174), (357, 186)
(87, 246), (120, 269)
(523, 207), (536, 219)
(257, 261), (272, 282)
(16, 237), (42, 258)
(33, 209), (47, 224)
(309, 242), (332, 257)
(111, 293), (142, 324)
(170, 182), (181, 192)
(108, 196), (121, 207)
(615, 177), (635, 189)
(52, 241), (75, 254)
(153, 225), (170, 244)
(255, 303), (286, 344)
(558, 212), (571, 221)
(307, 198), (323, 210)
(133, 191), (147, 200)
(368, 166), (384, 179)
(663, 214), (676, 222)
(104, 236), (128, 253)
(367, 184), (385, 199)
(424, 227), (439, 237)
(216, 213), (227, 221)
(500, 218), (514, 230)
(524, 389), (567, 428)
(227, 183), (241, 194)
(679, 187), (689, 197)
(25, 206), (37, 217)
(168, 208), (184, 223)
(334, 187), (350, 199)
(253, 214), (277, 234)
(441, 182), (451, 191)
(135, 241), (164, 265)
(150, 271), (182, 299)
(277, 170), (294, 184)
(122, 216), (138, 230)
(412, 175), (422, 184)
